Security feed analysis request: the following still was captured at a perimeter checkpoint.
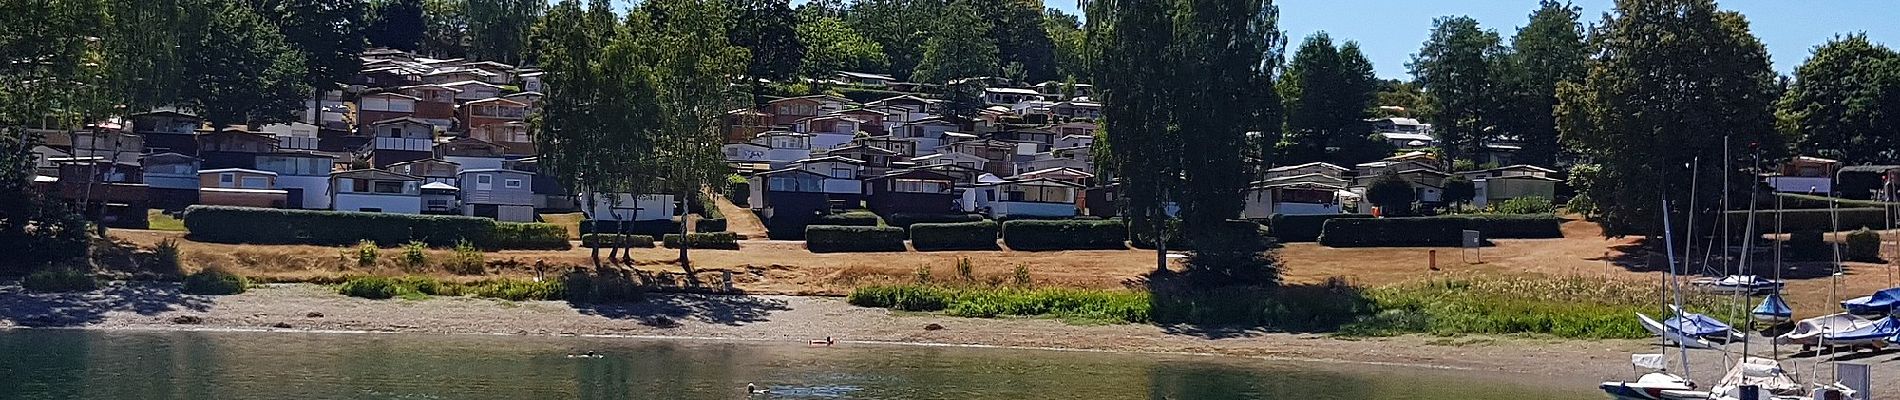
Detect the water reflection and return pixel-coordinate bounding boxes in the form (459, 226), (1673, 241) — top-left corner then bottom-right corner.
(0, 330), (1592, 400)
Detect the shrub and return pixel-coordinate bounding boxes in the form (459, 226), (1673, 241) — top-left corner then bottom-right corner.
(847, 285), (1150, 323)
(885, 213), (984, 230)
(724, 175), (751, 207)
(579, 234), (656, 248)
(1132, 219), (1271, 250)
(489, 222), (571, 250)
(22, 268), (97, 292)
(444, 240), (486, 275)
(910, 220), (1000, 251)
(1317, 215), (1563, 247)
(152, 238), (184, 276)
(1727, 208), (1888, 234)
(182, 206), (495, 247)
(564, 268), (645, 303)
(181, 268), (248, 295)
(578, 219), (682, 236)
(1267, 214), (1372, 242)
(1490, 196), (1555, 214)
(1001, 219), (1128, 251)
(460, 279), (563, 301)
(1129, 219), (1190, 250)
(337, 276), (400, 299)
(1846, 228), (1883, 262)
(1787, 230), (1829, 261)
(401, 241), (428, 270)
(355, 240), (379, 268)
(814, 211), (881, 226)
(663, 232), (740, 249)
(695, 218), (728, 233)
(806, 225), (908, 252)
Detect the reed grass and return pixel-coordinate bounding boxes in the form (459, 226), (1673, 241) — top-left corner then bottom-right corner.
(1342, 275), (1743, 339)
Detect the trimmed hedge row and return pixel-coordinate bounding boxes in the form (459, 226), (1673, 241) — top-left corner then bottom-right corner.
(806, 225), (909, 252)
(492, 222), (572, 250)
(1002, 219), (1128, 251)
(885, 213), (985, 230)
(814, 211), (881, 226)
(910, 220), (1000, 251)
(579, 219), (682, 236)
(663, 232), (740, 249)
(1268, 213), (1373, 242)
(696, 218), (728, 233)
(1316, 214), (1564, 247)
(184, 206), (493, 247)
(1726, 208), (1889, 234)
(579, 234), (656, 248)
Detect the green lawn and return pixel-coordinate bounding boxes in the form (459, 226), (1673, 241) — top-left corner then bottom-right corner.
(148, 210), (185, 231)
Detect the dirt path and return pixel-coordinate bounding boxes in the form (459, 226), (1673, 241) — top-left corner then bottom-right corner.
(711, 192), (767, 239)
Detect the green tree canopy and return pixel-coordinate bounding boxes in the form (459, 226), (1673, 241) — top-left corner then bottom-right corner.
(1776, 34), (1900, 165)
(421, 0), (469, 58)
(181, 0), (311, 128)
(367, 0), (426, 51)
(796, 16), (887, 78)
(846, 0), (943, 81)
(253, 0), (369, 123)
(1043, 8), (1087, 82)
(727, 0), (806, 81)
(1366, 173), (1416, 215)
(467, 0), (545, 65)
(1500, 0), (1587, 167)
(1557, 0), (1780, 237)
(1409, 16), (1508, 163)
(911, 1), (997, 84)
(1278, 32), (1383, 166)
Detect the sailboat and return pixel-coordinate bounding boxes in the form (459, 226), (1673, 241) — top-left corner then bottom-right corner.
(1693, 274), (1785, 295)
(1602, 191), (1700, 399)
(1753, 293), (1794, 323)
(1839, 287), (1900, 316)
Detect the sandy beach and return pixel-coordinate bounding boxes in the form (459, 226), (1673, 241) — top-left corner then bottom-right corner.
(4, 281), (1896, 396)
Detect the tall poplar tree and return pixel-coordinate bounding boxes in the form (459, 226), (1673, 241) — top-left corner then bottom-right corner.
(1278, 33), (1382, 166)
(467, 0), (544, 64)
(1409, 16), (1507, 163)
(252, 0), (370, 124)
(367, 0), (426, 51)
(1502, 0), (1587, 167)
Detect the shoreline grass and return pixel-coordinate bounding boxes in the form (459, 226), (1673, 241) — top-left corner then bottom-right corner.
(847, 275), (1744, 340)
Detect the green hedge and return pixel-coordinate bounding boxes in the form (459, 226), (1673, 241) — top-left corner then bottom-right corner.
(695, 218), (728, 233)
(1002, 219), (1128, 251)
(725, 180), (750, 207)
(910, 220), (1000, 251)
(885, 213), (985, 230)
(662, 232), (740, 249)
(1726, 208), (1889, 234)
(579, 234), (656, 248)
(181, 269), (248, 295)
(1268, 214), (1372, 242)
(1134, 219), (1272, 250)
(579, 219), (682, 236)
(814, 211), (881, 226)
(491, 222), (571, 250)
(1316, 215), (1563, 247)
(1770, 193), (1898, 210)
(807, 225), (909, 252)
(1847, 228), (1883, 262)
(184, 206), (495, 247)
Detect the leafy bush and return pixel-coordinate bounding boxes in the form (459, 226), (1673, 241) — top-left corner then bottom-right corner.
(1727, 208), (1888, 234)
(337, 276), (400, 299)
(355, 240), (379, 268)
(22, 268), (97, 292)
(1131, 219), (1271, 250)
(814, 211), (881, 226)
(1490, 196), (1555, 214)
(444, 240), (486, 275)
(181, 268), (248, 295)
(489, 222), (571, 250)
(183, 206), (495, 247)
(152, 238), (184, 276)
(662, 232), (740, 249)
(578, 219), (682, 236)
(1148, 279), (1374, 330)
(724, 175), (751, 207)
(1267, 214), (1372, 242)
(563, 268), (645, 303)
(1317, 215), (1562, 247)
(579, 234), (656, 248)
(1846, 228), (1883, 262)
(1787, 230), (1829, 261)
(910, 221), (1000, 251)
(1002, 219), (1128, 250)
(695, 218), (728, 233)
(848, 285), (1149, 323)
(885, 213), (985, 230)
(806, 225), (908, 252)
(1340, 276), (1739, 339)
(401, 241), (428, 270)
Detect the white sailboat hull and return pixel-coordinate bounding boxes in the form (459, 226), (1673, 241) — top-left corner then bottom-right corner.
(1638, 312), (1716, 349)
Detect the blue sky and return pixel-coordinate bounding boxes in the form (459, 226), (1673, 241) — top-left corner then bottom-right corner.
(1041, 0), (1897, 79)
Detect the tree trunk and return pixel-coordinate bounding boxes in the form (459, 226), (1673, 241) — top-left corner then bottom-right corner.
(678, 189), (692, 274)
(584, 191), (600, 268)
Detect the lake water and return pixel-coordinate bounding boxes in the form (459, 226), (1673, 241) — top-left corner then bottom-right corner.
(0, 329), (1596, 399)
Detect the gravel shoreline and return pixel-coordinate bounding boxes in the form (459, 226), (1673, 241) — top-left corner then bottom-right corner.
(4, 281), (1895, 396)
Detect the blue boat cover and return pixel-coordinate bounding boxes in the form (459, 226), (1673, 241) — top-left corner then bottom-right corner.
(1827, 317), (1900, 342)
(1754, 294), (1794, 318)
(1664, 313), (1734, 337)
(1841, 287), (1900, 315)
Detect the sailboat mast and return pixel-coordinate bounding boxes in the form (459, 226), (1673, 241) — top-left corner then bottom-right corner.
(1772, 190), (1783, 361)
(1739, 145), (1761, 363)
(1722, 135), (1732, 279)
(1662, 194), (1690, 377)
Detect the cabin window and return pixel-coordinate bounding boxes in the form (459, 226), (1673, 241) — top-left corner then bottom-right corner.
(387, 127), (401, 137)
(373, 180), (406, 194)
(504, 179), (522, 189)
(219, 173), (234, 185)
(830, 168), (853, 179)
(957, 162), (976, 169)
(476, 174), (493, 190)
(240, 176), (268, 189)
(892, 179), (945, 193)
